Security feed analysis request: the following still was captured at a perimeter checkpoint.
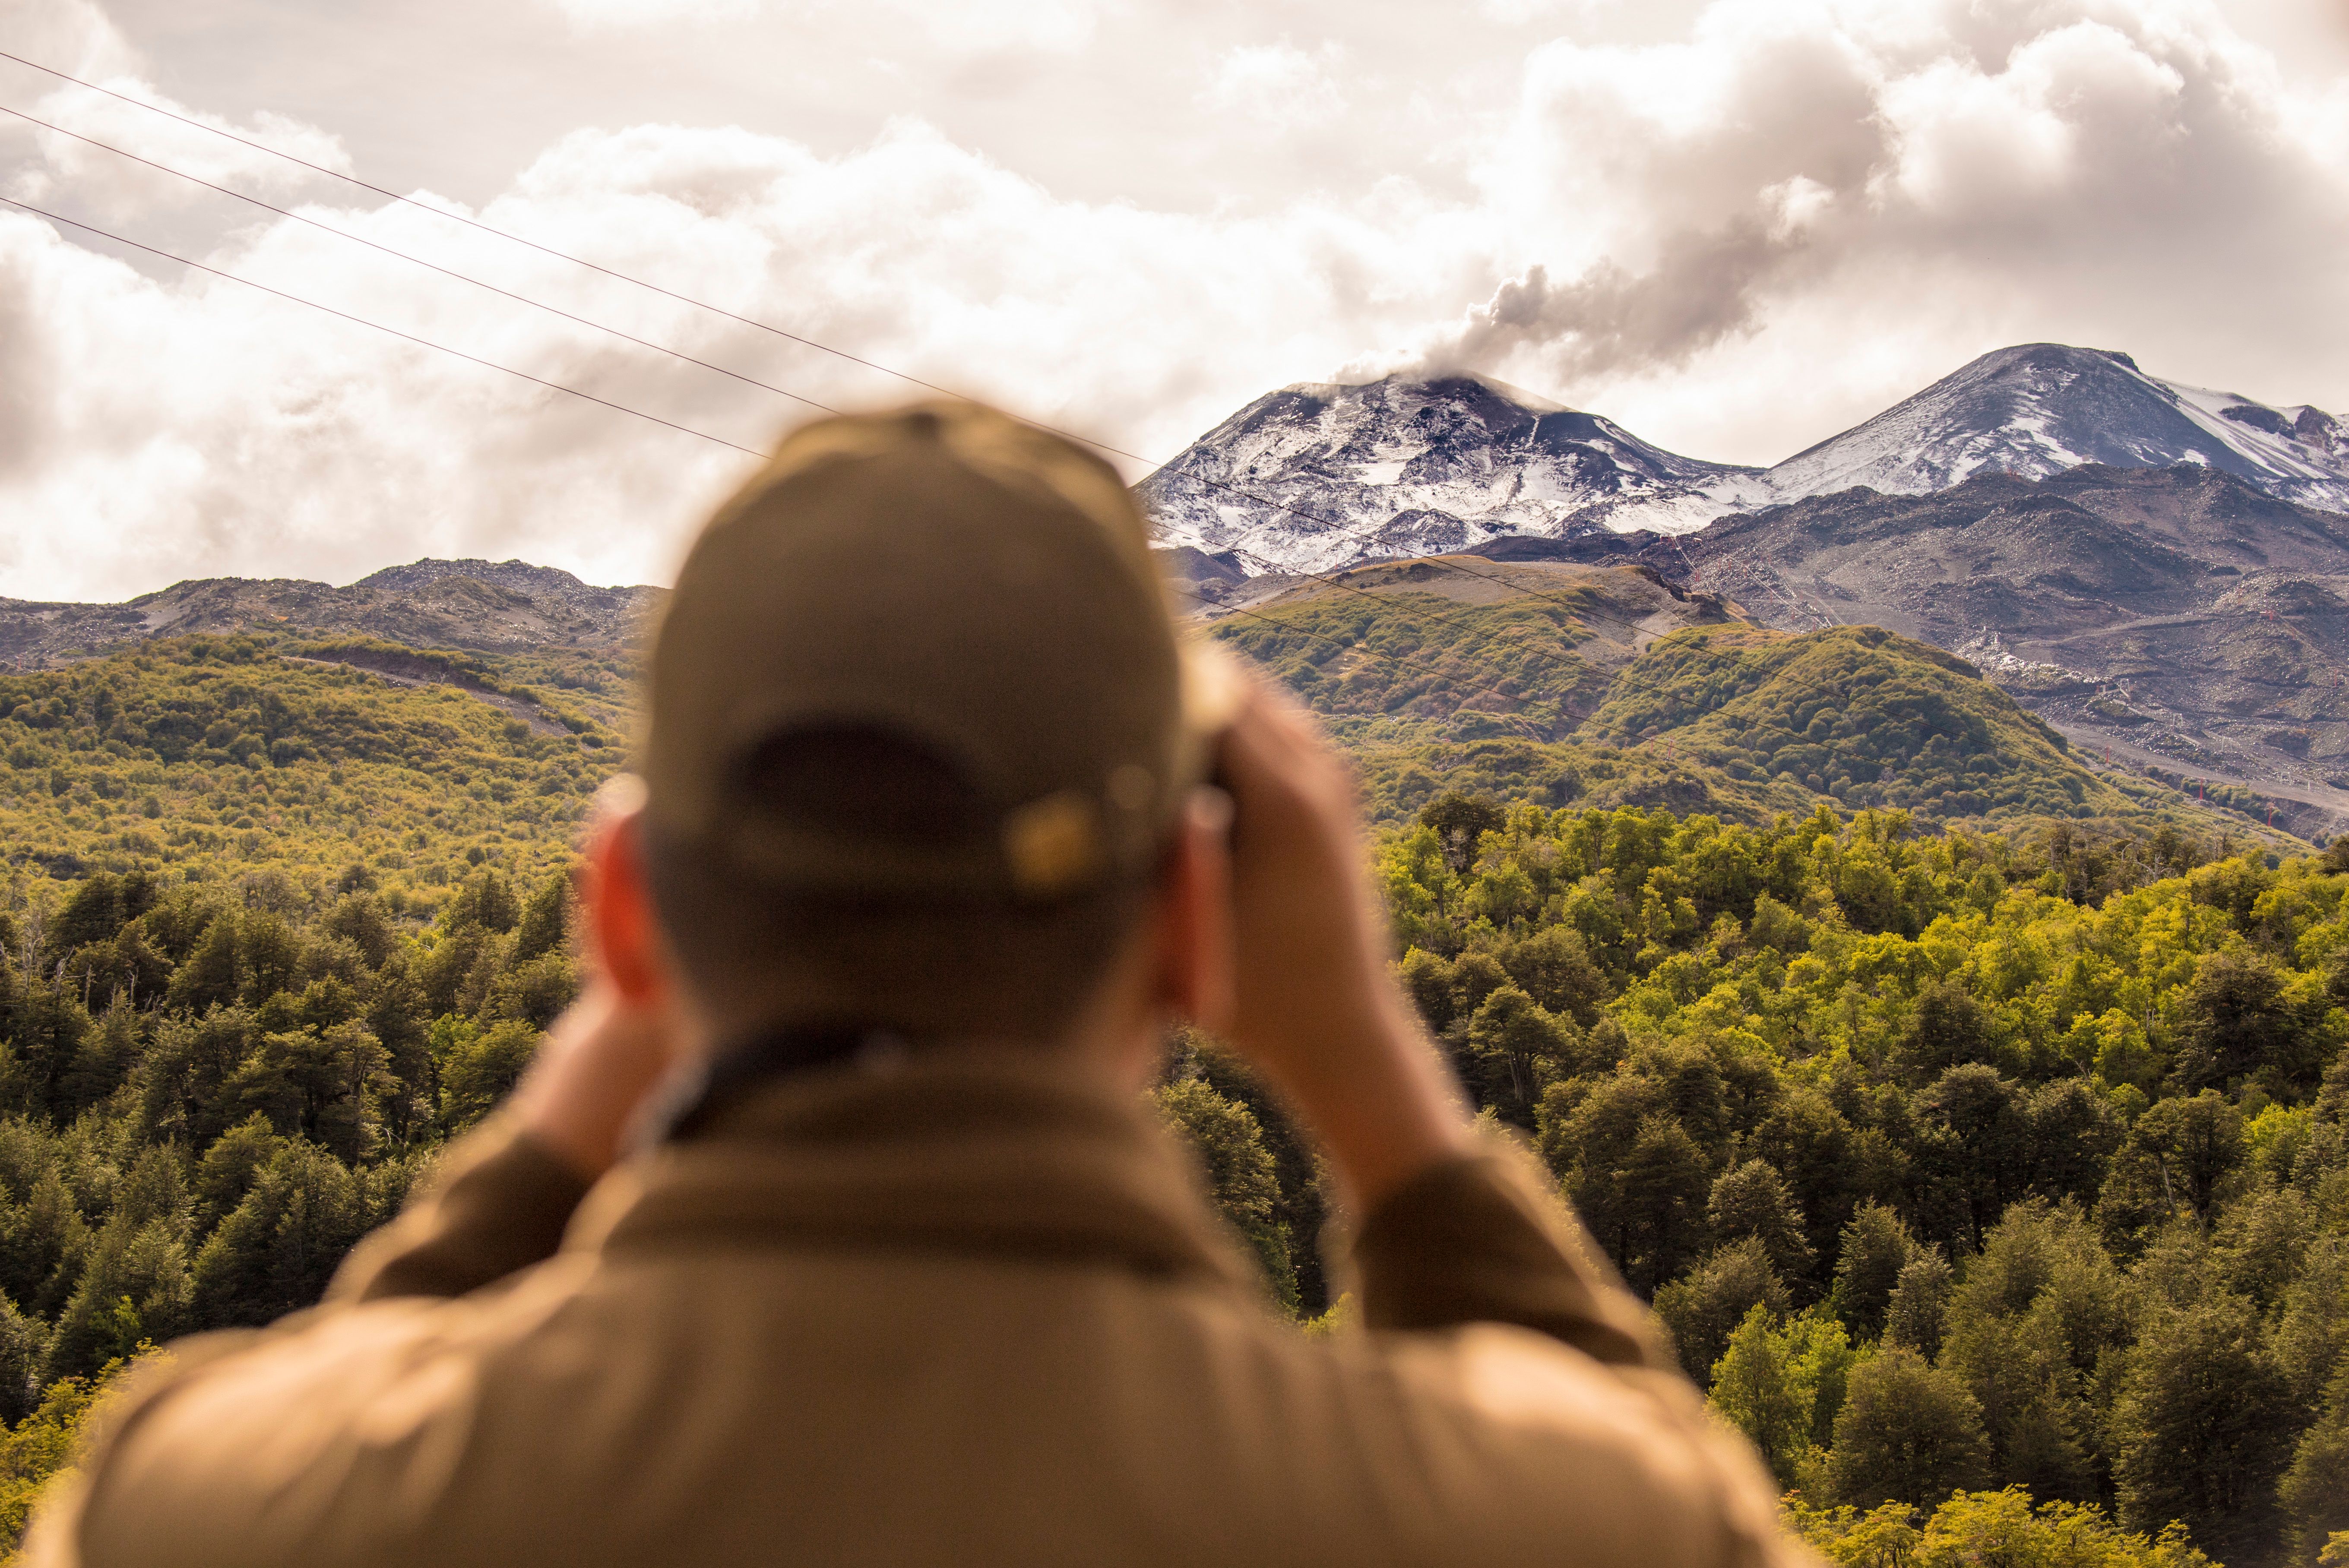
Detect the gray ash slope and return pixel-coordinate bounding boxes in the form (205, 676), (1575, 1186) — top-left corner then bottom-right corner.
(0, 560), (658, 667)
(1638, 464), (2349, 827)
(1148, 344), (2349, 577)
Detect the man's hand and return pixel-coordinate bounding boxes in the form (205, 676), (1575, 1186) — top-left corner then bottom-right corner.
(506, 783), (684, 1182)
(1212, 673), (1473, 1214)
(506, 980), (679, 1181)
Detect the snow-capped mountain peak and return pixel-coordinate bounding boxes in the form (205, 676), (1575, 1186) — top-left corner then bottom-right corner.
(1763, 343), (2349, 509)
(1137, 373), (1754, 577)
(1141, 346), (2349, 577)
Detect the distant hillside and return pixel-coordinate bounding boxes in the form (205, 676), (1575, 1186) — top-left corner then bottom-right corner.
(0, 546), (2296, 849)
(1586, 625), (2121, 824)
(0, 560), (659, 669)
(1200, 555), (2269, 842)
(1647, 464), (2349, 835)
(0, 634), (622, 893)
(1197, 556), (1742, 743)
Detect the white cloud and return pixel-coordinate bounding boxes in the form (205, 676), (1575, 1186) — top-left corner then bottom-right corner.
(542, 0), (1108, 52)
(910, 0), (1111, 55)
(0, 0), (138, 79)
(1368, 0), (2349, 460)
(1200, 42), (1348, 130)
(6, 82), (352, 221)
(547, 0), (763, 32)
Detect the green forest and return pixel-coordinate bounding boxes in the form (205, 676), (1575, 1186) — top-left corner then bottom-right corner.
(0, 630), (2340, 1563)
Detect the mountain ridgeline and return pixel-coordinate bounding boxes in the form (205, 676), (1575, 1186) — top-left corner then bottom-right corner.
(1143, 344), (2349, 578)
(0, 558), (658, 669)
(1150, 342), (2349, 831)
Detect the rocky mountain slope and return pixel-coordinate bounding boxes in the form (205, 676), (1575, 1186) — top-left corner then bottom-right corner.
(1765, 343), (2349, 510)
(1636, 464), (2349, 837)
(1146, 343), (2349, 575)
(0, 560), (659, 667)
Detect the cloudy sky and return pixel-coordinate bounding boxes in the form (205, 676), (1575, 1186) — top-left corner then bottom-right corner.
(4, 0), (2349, 600)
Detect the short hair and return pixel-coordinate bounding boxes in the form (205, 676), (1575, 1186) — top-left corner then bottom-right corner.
(640, 725), (1159, 1042)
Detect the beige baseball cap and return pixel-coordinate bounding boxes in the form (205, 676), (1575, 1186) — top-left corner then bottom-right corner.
(640, 401), (1243, 903)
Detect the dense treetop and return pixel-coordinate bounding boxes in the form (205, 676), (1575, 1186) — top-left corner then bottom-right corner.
(1367, 794), (2349, 1566)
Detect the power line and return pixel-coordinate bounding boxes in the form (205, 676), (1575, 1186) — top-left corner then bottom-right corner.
(0, 48), (1119, 461)
(0, 194), (769, 459)
(0, 49), (1714, 715)
(0, 101), (844, 419)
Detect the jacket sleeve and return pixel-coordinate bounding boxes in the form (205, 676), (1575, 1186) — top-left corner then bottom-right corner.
(1350, 1148), (1818, 1568)
(327, 1113), (593, 1303)
(1349, 1144), (1670, 1371)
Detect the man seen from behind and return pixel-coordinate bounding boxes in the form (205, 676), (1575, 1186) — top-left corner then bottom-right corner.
(28, 403), (1810, 1567)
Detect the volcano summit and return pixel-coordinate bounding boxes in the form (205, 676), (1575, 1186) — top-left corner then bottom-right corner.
(1145, 344), (2349, 575)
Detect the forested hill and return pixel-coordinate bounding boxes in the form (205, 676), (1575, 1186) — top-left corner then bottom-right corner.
(1202, 560), (2290, 844)
(0, 628), (2338, 1561)
(1368, 800), (2349, 1567)
(0, 633), (631, 1540)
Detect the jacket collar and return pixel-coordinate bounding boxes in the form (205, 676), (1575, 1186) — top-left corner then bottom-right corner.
(564, 1048), (1257, 1293)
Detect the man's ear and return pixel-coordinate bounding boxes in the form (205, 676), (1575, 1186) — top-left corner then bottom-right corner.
(1151, 789), (1237, 1032)
(582, 802), (668, 1008)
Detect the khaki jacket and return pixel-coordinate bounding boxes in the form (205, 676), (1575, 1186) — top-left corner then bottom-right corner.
(28, 1052), (1808, 1567)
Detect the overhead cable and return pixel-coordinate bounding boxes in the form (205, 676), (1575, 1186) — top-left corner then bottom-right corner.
(0, 193), (769, 459)
(0, 43), (1710, 639)
(0, 101), (839, 418)
(0, 49), (1704, 728)
(0, 50), (1099, 452)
